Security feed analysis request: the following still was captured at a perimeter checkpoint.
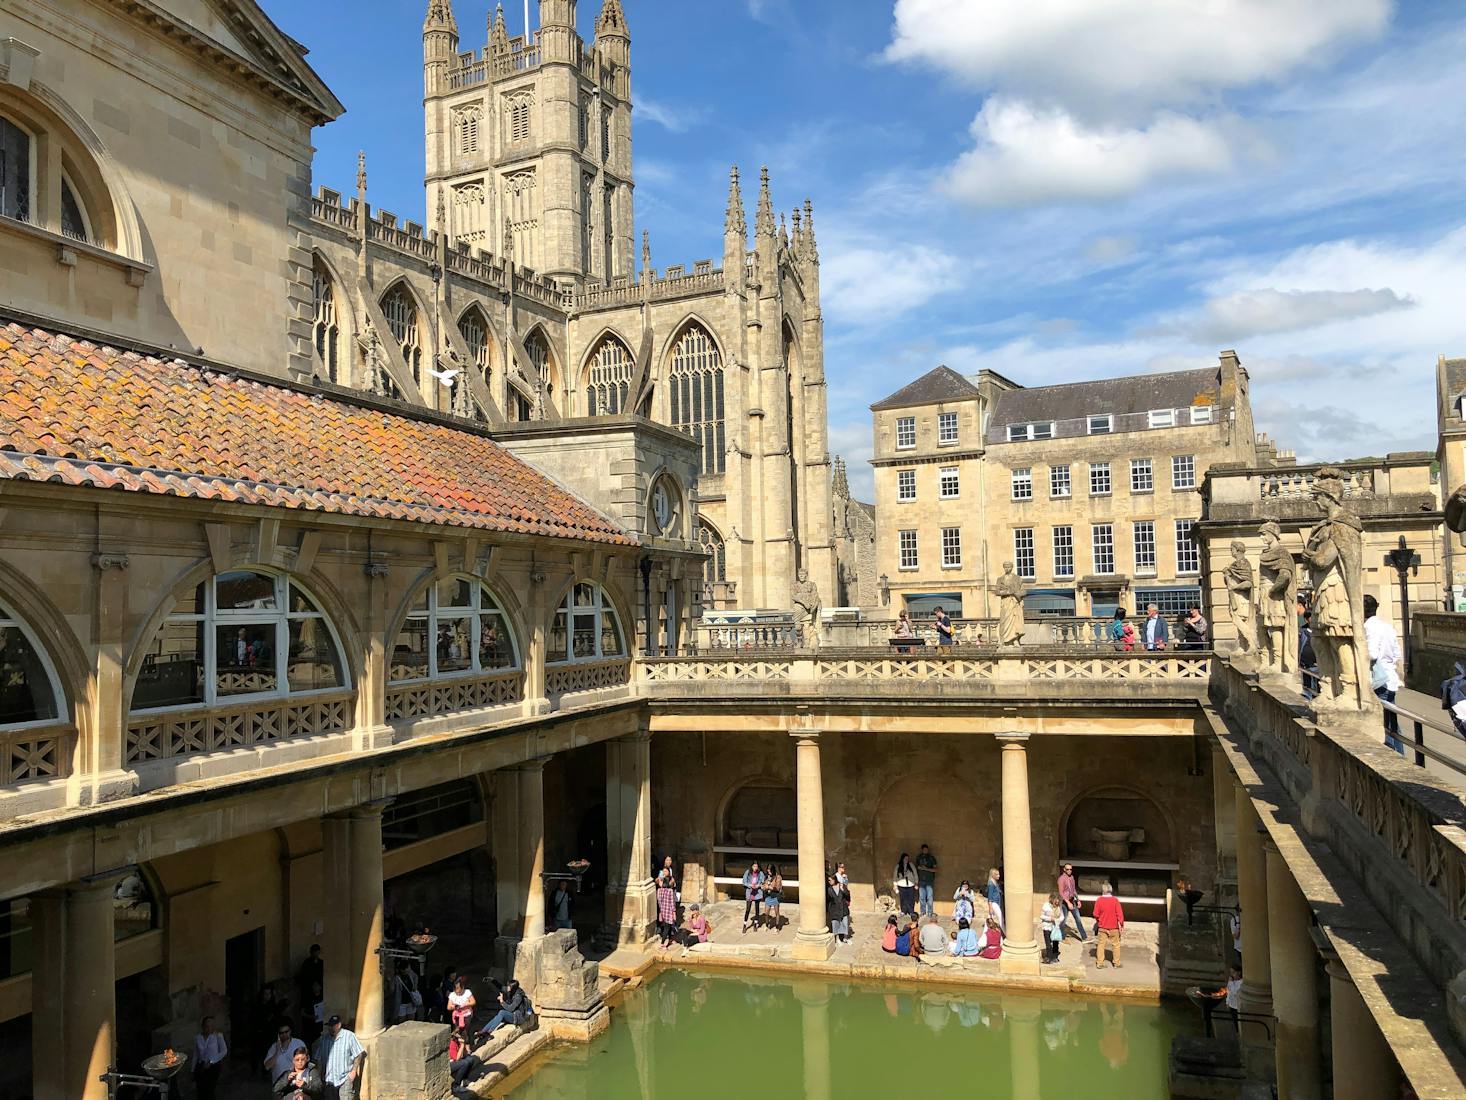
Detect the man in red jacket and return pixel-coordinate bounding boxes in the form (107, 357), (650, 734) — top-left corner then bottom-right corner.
(1092, 882), (1125, 968)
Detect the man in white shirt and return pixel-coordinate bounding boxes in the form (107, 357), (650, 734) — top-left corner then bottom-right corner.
(193, 1016), (228, 1100)
(1224, 964), (1243, 1032)
(264, 1021), (308, 1087)
(1143, 604), (1169, 650)
(1362, 595), (1403, 753)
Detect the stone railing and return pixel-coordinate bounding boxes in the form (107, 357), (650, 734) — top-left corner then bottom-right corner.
(638, 650), (1213, 693)
(445, 247), (507, 289)
(706, 616), (1155, 650)
(1258, 465), (1378, 500)
(385, 670), (526, 723)
(1204, 452), (1437, 523)
(572, 267), (726, 313)
(447, 58), (491, 90)
(368, 218), (437, 260)
(692, 621), (804, 651)
(311, 195), (357, 231)
(494, 45), (540, 78)
(2, 722), (69, 784)
(1212, 661), (1466, 1011)
(125, 691), (354, 765)
(546, 658), (631, 699)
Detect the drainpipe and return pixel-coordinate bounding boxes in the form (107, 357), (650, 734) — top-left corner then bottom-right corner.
(640, 556), (655, 656)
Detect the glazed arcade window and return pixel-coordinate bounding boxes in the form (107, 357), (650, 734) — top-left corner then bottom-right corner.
(550, 582), (626, 663)
(0, 599), (62, 726)
(391, 577), (518, 682)
(130, 571), (348, 712)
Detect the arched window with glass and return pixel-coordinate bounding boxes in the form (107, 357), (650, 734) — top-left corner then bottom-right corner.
(457, 307), (494, 423)
(550, 582), (625, 663)
(696, 521), (727, 586)
(0, 599), (63, 728)
(381, 283), (424, 386)
(130, 571), (348, 712)
(584, 334), (633, 416)
(312, 260), (341, 383)
(390, 577), (518, 682)
(668, 322), (725, 475)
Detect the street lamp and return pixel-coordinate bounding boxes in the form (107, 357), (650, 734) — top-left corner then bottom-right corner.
(1385, 536), (1420, 670)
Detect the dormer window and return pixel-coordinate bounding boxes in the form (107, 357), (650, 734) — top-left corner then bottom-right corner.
(1087, 414), (1113, 434)
(1190, 404), (1213, 425)
(1148, 408), (1176, 428)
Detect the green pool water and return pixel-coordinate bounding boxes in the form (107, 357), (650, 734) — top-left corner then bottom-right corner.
(506, 969), (1191, 1098)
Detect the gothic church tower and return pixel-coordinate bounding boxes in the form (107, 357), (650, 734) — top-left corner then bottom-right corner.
(423, 0), (634, 283)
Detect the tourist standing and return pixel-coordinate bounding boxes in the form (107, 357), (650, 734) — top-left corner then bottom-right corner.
(894, 610), (916, 653)
(273, 1046), (322, 1100)
(1057, 863), (1085, 940)
(741, 861), (764, 932)
(985, 867), (1005, 934)
(657, 855), (675, 886)
(264, 1021), (308, 1085)
(1109, 609), (1129, 650)
(894, 853), (918, 918)
(1225, 964), (1243, 1032)
(952, 880), (976, 925)
(552, 880), (574, 930)
(1092, 883), (1125, 968)
(1142, 604), (1169, 650)
(656, 878), (679, 947)
(933, 605), (955, 647)
(1181, 608), (1209, 650)
(1040, 894), (1061, 964)
(193, 1016), (227, 1100)
(916, 843), (939, 918)
(764, 864), (784, 931)
(314, 1015), (365, 1100)
(826, 873), (851, 942)
(1363, 594), (1404, 753)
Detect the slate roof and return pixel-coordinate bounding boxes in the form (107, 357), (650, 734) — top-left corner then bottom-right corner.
(0, 323), (635, 546)
(871, 366), (982, 411)
(986, 367), (1220, 443)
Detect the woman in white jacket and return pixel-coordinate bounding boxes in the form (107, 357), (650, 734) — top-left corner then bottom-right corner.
(893, 854), (918, 918)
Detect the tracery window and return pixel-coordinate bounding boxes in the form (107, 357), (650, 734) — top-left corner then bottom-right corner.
(696, 522), (727, 585)
(452, 181), (486, 244)
(506, 91), (533, 144)
(0, 599), (63, 727)
(524, 328), (553, 396)
(454, 104), (482, 155)
(585, 334), (633, 416)
(457, 307), (493, 423)
(504, 170), (537, 266)
(390, 577), (518, 682)
(382, 284), (423, 385)
(130, 571), (348, 712)
(0, 116), (32, 223)
(549, 582), (625, 664)
(312, 262), (341, 383)
(668, 323), (725, 475)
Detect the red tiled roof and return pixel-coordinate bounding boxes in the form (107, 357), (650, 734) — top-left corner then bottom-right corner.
(0, 323), (635, 546)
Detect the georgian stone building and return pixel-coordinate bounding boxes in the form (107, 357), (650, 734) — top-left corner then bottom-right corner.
(302, 0), (842, 614)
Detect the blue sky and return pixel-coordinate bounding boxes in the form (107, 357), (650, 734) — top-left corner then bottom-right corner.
(268, 0), (1466, 500)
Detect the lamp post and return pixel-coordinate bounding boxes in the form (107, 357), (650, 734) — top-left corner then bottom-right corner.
(1385, 536), (1420, 671)
(878, 573), (890, 608)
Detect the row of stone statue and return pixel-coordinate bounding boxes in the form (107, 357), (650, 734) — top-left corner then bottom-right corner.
(1224, 467), (1373, 714)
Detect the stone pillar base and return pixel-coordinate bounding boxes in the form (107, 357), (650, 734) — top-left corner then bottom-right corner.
(357, 723), (395, 749)
(790, 930), (836, 961)
(522, 696), (551, 717)
(538, 1002), (612, 1042)
(999, 942), (1042, 976)
(599, 881), (657, 950)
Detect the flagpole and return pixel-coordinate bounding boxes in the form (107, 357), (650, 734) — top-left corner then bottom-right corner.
(524, 0), (531, 43)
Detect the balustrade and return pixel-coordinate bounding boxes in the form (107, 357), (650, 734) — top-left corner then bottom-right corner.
(125, 691), (354, 765)
(385, 670), (525, 723)
(546, 658), (631, 698)
(3, 722), (68, 784)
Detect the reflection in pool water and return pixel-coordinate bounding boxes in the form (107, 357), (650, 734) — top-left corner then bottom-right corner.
(507, 968), (1190, 1098)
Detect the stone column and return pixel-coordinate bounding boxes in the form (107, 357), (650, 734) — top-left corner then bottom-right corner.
(1327, 960), (1400, 1100)
(604, 730), (656, 946)
(1007, 999), (1042, 1100)
(349, 804), (387, 1037)
(795, 983), (831, 1100)
(1211, 743), (1238, 898)
(997, 734), (1041, 974)
(1265, 844), (1321, 1100)
(31, 878), (116, 1100)
(357, 563), (393, 748)
(322, 813), (358, 1020)
(520, 760), (548, 940)
(1234, 789), (1273, 1018)
(790, 727), (835, 960)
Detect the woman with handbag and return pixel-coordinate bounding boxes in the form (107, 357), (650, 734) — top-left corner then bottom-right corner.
(1041, 893), (1062, 964)
(764, 865), (784, 932)
(893, 853), (918, 918)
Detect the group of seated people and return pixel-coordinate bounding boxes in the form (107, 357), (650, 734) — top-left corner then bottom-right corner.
(444, 975), (535, 1088)
(881, 913), (1004, 960)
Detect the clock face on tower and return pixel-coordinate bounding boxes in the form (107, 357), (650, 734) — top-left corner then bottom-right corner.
(652, 482), (671, 533)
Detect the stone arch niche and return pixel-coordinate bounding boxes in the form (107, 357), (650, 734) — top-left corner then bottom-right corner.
(1061, 786), (1176, 867)
(872, 772), (989, 909)
(717, 780), (796, 884)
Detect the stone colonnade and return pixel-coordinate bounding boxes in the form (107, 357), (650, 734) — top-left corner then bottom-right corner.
(27, 729), (659, 1100)
(783, 726), (1043, 971)
(1223, 768), (1401, 1099)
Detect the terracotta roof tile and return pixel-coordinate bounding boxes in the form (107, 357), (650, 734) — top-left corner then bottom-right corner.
(0, 323), (635, 546)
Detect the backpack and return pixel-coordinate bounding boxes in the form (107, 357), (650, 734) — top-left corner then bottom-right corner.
(1440, 662), (1466, 735)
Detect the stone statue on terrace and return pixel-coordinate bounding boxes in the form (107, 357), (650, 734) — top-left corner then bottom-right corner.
(1258, 520), (1298, 676)
(1223, 540), (1256, 656)
(991, 561), (1026, 647)
(792, 568), (822, 649)
(1303, 468), (1370, 713)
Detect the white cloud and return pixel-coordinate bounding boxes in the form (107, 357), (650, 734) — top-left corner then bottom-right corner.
(822, 244), (962, 322)
(1182, 287), (1413, 342)
(635, 98), (706, 134)
(884, 0), (1391, 119)
(942, 99), (1233, 207)
(1083, 235), (1138, 265)
(828, 420), (876, 501)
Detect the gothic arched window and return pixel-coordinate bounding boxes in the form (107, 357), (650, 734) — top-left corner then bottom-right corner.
(695, 521), (727, 585)
(457, 307), (493, 423)
(584, 334), (633, 416)
(669, 322), (725, 475)
(452, 181), (486, 244)
(382, 284), (423, 386)
(312, 261), (341, 383)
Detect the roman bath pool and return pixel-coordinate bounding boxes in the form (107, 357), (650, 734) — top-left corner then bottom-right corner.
(506, 969), (1192, 1097)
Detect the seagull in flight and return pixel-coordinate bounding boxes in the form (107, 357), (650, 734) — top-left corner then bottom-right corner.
(427, 366), (461, 387)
